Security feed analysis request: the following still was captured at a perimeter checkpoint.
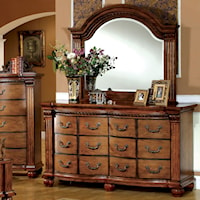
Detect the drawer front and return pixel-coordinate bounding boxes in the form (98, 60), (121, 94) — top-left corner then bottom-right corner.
(0, 116), (26, 132)
(138, 160), (170, 179)
(5, 149), (26, 164)
(55, 134), (77, 154)
(110, 137), (136, 158)
(0, 133), (26, 148)
(109, 118), (136, 137)
(79, 156), (108, 175)
(138, 120), (170, 139)
(110, 157), (136, 178)
(54, 154), (78, 174)
(138, 139), (170, 159)
(0, 84), (25, 99)
(0, 100), (26, 115)
(79, 117), (108, 135)
(79, 136), (108, 155)
(55, 115), (77, 134)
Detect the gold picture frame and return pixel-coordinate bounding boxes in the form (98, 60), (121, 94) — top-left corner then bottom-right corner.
(152, 80), (170, 106)
(134, 90), (149, 106)
(19, 30), (45, 66)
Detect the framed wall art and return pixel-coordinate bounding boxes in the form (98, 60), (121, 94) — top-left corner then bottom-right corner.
(133, 90), (149, 106)
(18, 30), (45, 66)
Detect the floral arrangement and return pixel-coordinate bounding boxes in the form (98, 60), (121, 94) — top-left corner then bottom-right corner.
(47, 44), (117, 77)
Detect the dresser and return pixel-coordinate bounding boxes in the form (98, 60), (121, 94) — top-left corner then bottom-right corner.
(42, 102), (196, 197)
(0, 73), (43, 177)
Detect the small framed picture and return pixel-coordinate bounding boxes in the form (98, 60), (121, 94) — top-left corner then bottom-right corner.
(134, 90), (149, 106)
(152, 80), (170, 106)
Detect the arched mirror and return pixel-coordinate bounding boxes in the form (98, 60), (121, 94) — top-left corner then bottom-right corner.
(69, 4), (178, 105)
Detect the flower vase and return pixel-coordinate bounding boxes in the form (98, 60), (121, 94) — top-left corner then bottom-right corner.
(85, 75), (97, 91)
(67, 76), (81, 103)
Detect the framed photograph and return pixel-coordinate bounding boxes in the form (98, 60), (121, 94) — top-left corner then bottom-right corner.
(134, 90), (149, 106)
(152, 80), (170, 106)
(19, 30), (45, 66)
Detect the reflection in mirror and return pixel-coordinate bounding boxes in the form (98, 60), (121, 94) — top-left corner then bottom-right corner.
(85, 18), (164, 91)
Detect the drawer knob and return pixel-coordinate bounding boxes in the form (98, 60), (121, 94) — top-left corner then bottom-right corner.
(0, 105), (6, 111)
(59, 121), (71, 129)
(0, 121), (6, 128)
(85, 122), (101, 130)
(85, 142), (101, 150)
(145, 145), (162, 153)
(115, 163), (129, 172)
(145, 125), (162, 133)
(114, 144), (128, 152)
(0, 89), (5, 96)
(59, 160), (72, 168)
(114, 124), (128, 131)
(86, 162), (101, 170)
(145, 166), (162, 174)
(59, 140), (71, 148)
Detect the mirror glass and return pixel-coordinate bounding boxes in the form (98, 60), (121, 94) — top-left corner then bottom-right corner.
(85, 18), (164, 91)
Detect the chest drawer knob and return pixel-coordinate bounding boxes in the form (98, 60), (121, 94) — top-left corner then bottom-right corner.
(114, 144), (128, 152)
(145, 125), (162, 133)
(0, 105), (6, 111)
(114, 124), (128, 132)
(145, 165), (162, 174)
(85, 122), (101, 130)
(85, 142), (101, 150)
(0, 121), (6, 128)
(115, 163), (129, 172)
(0, 89), (5, 96)
(59, 121), (71, 129)
(59, 160), (72, 168)
(59, 141), (71, 148)
(145, 146), (162, 154)
(86, 162), (101, 170)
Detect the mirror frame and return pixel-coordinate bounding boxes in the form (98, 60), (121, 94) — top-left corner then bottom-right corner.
(69, 4), (178, 105)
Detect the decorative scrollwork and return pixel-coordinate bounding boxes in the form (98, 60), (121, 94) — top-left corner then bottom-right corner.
(0, 105), (6, 111)
(0, 121), (6, 128)
(114, 124), (128, 131)
(114, 144), (128, 152)
(115, 163), (129, 172)
(145, 125), (162, 133)
(85, 142), (101, 150)
(145, 146), (162, 153)
(85, 122), (101, 130)
(0, 89), (5, 95)
(145, 166), (162, 174)
(85, 162), (101, 170)
(59, 140), (71, 148)
(59, 121), (71, 129)
(59, 160), (72, 168)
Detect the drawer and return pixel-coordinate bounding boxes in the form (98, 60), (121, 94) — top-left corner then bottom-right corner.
(0, 133), (26, 148)
(79, 117), (108, 135)
(110, 137), (136, 158)
(0, 84), (25, 99)
(79, 136), (108, 155)
(138, 160), (170, 179)
(110, 157), (136, 178)
(55, 134), (77, 154)
(138, 139), (170, 159)
(109, 118), (136, 137)
(54, 115), (77, 134)
(4, 149), (26, 164)
(79, 156), (108, 175)
(0, 100), (26, 115)
(0, 116), (26, 132)
(138, 120), (170, 139)
(54, 154), (78, 174)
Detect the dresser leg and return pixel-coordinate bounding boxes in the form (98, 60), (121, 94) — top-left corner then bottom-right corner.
(185, 183), (194, 191)
(27, 168), (42, 178)
(171, 188), (185, 197)
(43, 178), (54, 187)
(104, 183), (115, 191)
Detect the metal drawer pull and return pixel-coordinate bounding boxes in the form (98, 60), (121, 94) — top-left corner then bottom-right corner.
(115, 144), (128, 152)
(145, 145), (162, 153)
(0, 105), (6, 111)
(59, 160), (71, 168)
(85, 142), (101, 150)
(0, 89), (5, 95)
(0, 121), (6, 128)
(85, 122), (101, 130)
(145, 166), (162, 174)
(145, 125), (162, 133)
(86, 162), (101, 170)
(114, 124), (128, 131)
(59, 121), (71, 129)
(59, 140), (71, 148)
(115, 163), (129, 172)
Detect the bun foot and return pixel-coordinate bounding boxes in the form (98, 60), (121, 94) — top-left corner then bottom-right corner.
(171, 188), (185, 197)
(43, 178), (54, 187)
(185, 183), (194, 191)
(104, 183), (115, 191)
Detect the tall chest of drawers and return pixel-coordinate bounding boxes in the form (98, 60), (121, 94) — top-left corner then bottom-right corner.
(0, 73), (43, 177)
(42, 103), (196, 197)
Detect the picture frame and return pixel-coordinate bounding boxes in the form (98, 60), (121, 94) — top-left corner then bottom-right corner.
(152, 80), (170, 106)
(18, 30), (45, 66)
(133, 90), (149, 106)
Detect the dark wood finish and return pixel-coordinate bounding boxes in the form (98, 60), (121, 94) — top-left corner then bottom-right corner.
(69, 4), (178, 105)
(0, 73), (43, 177)
(42, 102), (196, 197)
(0, 159), (16, 199)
